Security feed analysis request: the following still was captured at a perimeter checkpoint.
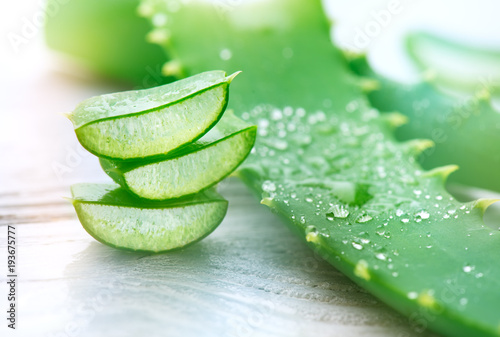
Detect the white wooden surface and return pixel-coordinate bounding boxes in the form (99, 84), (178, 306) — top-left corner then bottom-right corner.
(1, 1), (499, 336)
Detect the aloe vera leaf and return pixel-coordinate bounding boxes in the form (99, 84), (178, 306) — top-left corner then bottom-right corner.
(141, 0), (500, 336)
(347, 52), (500, 192)
(45, 0), (169, 86)
(69, 71), (237, 160)
(406, 32), (500, 94)
(70, 184), (228, 252)
(100, 112), (257, 200)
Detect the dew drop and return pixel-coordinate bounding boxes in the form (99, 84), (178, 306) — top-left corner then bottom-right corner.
(356, 214), (373, 223)
(327, 205), (350, 218)
(219, 48), (233, 61)
(271, 109), (283, 120)
(352, 242), (363, 250)
(408, 292), (418, 299)
(261, 180), (276, 193)
(152, 13), (168, 26)
(415, 210), (430, 221)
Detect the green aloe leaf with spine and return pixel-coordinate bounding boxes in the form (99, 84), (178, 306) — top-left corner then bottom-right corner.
(100, 111), (257, 200)
(346, 42), (500, 192)
(138, 0), (500, 336)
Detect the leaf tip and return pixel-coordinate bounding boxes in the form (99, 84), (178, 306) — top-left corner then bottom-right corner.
(227, 71), (242, 83)
(62, 196), (75, 205)
(59, 112), (72, 120)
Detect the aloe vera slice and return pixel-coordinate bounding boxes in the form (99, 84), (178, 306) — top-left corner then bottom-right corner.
(347, 51), (500, 192)
(406, 32), (500, 94)
(142, 0), (500, 336)
(69, 71), (237, 160)
(70, 184), (228, 252)
(100, 112), (256, 200)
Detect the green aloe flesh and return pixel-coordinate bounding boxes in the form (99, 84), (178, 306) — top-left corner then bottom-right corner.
(407, 32), (500, 94)
(45, 0), (169, 86)
(100, 112), (257, 200)
(141, 0), (500, 336)
(347, 51), (500, 192)
(71, 184), (228, 252)
(70, 71), (237, 160)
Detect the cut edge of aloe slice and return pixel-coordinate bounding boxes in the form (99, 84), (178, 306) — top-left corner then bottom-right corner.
(74, 73), (239, 160)
(69, 70), (239, 129)
(100, 113), (257, 200)
(70, 184), (228, 252)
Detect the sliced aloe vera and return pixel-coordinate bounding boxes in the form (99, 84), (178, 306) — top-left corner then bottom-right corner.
(100, 112), (256, 200)
(69, 71), (238, 160)
(70, 184), (228, 252)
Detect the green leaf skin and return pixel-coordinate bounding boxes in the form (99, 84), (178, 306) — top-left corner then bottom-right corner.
(406, 32), (500, 95)
(45, 0), (169, 86)
(141, 0), (500, 336)
(70, 71), (237, 160)
(347, 53), (500, 192)
(70, 184), (228, 252)
(100, 112), (257, 200)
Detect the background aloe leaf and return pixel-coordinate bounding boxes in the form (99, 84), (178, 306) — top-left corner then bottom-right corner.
(346, 51), (500, 193)
(406, 32), (500, 95)
(45, 0), (170, 86)
(139, 0), (500, 336)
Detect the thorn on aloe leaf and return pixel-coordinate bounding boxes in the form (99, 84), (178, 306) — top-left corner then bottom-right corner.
(402, 139), (435, 155)
(260, 197), (274, 207)
(59, 112), (71, 119)
(360, 78), (380, 93)
(305, 231), (320, 244)
(422, 165), (459, 181)
(382, 112), (408, 129)
(147, 28), (171, 45)
(473, 198), (500, 213)
(354, 260), (371, 281)
(137, 2), (155, 18)
(162, 60), (183, 77)
(62, 196), (75, 205)
(341, 49), (366, 63)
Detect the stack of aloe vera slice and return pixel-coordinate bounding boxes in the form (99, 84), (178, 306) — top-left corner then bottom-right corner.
(68, 70), (257, 252)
